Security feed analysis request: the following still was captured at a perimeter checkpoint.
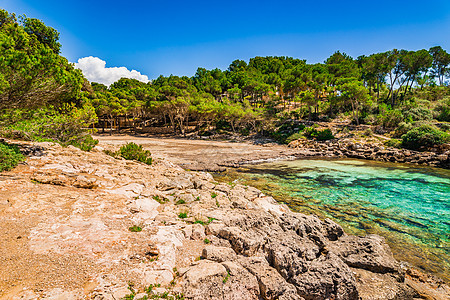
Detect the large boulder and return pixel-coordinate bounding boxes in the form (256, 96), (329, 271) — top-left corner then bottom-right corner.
(327, 234), (399, 274)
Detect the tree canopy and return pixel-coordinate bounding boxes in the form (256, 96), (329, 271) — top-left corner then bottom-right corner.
(1, 8), (449, 145)
(0, 9), (83, 111)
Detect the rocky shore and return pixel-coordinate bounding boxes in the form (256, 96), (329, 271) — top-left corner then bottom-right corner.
(288, 138), (450, 169)
(0, 141), (449, 299)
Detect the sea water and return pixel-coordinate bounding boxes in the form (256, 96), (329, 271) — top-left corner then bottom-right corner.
(215, 159), (450, 282)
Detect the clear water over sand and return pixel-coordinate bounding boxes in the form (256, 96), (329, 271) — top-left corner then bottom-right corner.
(215, 159), (450, 282)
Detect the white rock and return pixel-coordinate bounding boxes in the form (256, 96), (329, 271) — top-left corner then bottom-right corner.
(112, 286), (131, 300)
(134, 293), (148, 300)
(191, 223), (206, 240)
(253, 196), (288, 216)
(107, 183), (144, 198)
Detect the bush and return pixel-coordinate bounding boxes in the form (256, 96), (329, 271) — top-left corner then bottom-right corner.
(435, 98), (450, 122)
(285, 132), (306, 144)
(118, 142), (152, 165)
(303, 127), (334, 141)
(69, 135), (99, 151)
(362, 114), (377, 125)
(384, 139), (402, 148)
(402, 107), (432, 122)
(0, 105), (98, 151)
(378, 109), (404, 129)
(315, 128), (334, 141)
(303, 127), (317, 138)
(0, 142), (25, 172)
(128, 225), (142, 232)
(272, 121), (306, 144)
(401, 124), (449, 150)
(440, 123), (450, 132)
(393, 122), (413, 138)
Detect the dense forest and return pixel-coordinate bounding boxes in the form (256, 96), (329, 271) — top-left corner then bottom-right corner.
(1, 8), (449, 154)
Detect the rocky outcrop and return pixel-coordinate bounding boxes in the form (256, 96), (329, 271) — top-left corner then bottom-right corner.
(0, 140), (448, 300)
(288, 139), (450, 169)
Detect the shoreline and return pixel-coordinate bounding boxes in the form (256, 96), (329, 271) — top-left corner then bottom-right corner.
(213, 160), (450, 285)
(94, 134), (450, 171)
(95, 135), (450, 282)
(0, 138), (449, 299)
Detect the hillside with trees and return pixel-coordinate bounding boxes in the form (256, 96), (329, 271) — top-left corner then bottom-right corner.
(85, 49), (450, 150)
(1, 8), (449, 157)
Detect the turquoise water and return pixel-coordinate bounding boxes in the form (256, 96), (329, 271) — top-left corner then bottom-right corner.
(215, 159), (450, 282)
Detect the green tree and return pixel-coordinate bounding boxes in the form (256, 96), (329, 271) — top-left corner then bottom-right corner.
(340, 80), (369, 125)
(21, 16), (61, 53)
(429, 46), (450, 85)
(0, 9), (83, 111)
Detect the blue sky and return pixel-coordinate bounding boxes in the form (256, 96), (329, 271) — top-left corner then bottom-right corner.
(2, 0), (450, 82)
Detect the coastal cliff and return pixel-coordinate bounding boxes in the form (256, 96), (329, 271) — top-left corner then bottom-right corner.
(0, 142), (448, 299)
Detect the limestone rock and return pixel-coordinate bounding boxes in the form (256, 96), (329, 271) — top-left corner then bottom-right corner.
(237, 257), (303, 300)
(134, 293), (149, 300)
(112, 286), (131, 300)
(221, 261), (260, 300)
(328, 234), (399, 274)
(218, 226), (265, 256)
(191, 223), (206, 240)
(181, 260), (228, 299)
(291, 253), (358, 300)
(354, 268), (417, 300)
(202, 245), (237, 262)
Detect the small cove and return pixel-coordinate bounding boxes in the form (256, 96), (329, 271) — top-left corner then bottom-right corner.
(214, 158), (450, 282)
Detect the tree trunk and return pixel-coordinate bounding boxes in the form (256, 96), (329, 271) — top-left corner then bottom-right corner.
(351, 99), (359, 125)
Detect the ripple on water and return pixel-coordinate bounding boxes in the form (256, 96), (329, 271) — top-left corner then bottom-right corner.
(215, 158), (450, 283)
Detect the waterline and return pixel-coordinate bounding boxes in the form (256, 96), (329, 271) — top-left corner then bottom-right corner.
(215, 158), (450, 282)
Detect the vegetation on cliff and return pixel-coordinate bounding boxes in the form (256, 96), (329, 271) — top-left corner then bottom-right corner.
(0, 8), (449, 155)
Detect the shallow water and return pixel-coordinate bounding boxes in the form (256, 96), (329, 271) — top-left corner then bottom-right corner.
(215, 158), (450, 282)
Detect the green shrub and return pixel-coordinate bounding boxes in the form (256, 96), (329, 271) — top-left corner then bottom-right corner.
(402, 107), (433, 122)
(378, 109), (404, 129)
(223, 271), (231, 284)
(384, 139), (402, 148)
(118, 142), (152, 165)
(178, 212), (187, 219)
(175, 199), (186, 205)
(128, 225), (142, 232)
(152, 195), (168, 204)
(362, 114), (377, 125)
(435, 98), (450, 122)
(68, 135), (99, 151)
(440, 123), (450, 132)
(315, 128), (334, 141)
(0, 105), (98, 151)
(401, 124), (449, 150)
(363, 128), (373, 137)
(303, 127), (334, 141)
(285, 132), (305, 144)
(393, 122), (413, 138)
(303, 127), (318, 138)
(0, 142), (25, 172)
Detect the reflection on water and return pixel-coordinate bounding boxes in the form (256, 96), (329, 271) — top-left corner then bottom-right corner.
(215, 158), (450, 282)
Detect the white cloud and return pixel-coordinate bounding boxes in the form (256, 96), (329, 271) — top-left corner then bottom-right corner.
(74, 56), (149, 86)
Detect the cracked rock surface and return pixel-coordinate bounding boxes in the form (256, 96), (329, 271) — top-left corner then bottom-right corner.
(0, 141), (448, 300)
